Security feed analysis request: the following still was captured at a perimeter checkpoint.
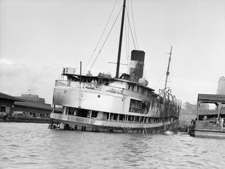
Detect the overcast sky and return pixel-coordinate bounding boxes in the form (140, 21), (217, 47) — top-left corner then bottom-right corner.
(1, 0), (225, 104)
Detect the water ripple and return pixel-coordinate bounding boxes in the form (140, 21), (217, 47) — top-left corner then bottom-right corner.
(1, 123), (225, 169)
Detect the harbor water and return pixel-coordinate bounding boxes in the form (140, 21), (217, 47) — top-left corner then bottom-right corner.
(1, 123), (225, 169)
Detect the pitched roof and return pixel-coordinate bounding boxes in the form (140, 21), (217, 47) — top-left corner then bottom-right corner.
(14, 101), (52, 110)
(0, 92), (51, 110)
(0, 92), (19, 101)
(198, 94), (225, 103)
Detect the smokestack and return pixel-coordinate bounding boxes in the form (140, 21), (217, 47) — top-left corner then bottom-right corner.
(129, 50), (145, 82)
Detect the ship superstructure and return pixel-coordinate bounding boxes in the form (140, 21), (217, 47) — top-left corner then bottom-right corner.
(49, 0), (180, 133)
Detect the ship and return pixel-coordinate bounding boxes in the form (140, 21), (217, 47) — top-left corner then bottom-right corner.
(49, 0), (181, 133)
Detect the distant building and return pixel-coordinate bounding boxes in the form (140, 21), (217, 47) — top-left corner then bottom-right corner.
(0, 92), (18, 117)
(217, 76), (225, 94)
(16, 94), (45, 103)
(14, 94), (51, 118)
(0, 92), (51, 121)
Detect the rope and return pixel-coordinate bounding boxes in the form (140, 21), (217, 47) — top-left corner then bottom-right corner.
(125, 5), (130, 71)
(89, 8), (122, 71)
(126, 9), (137, 49)
(84, 0), (119, 73)
(154, 70), (166, 89)
(130, 0), (139, 49)
(87, 0), (140, 73)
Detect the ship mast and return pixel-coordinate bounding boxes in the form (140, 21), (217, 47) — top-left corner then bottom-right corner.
(115, 0), (126, 78)
(164, 46), (173, 90)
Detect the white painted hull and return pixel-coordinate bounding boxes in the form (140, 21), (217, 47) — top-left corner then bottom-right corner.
(50, 76), (180, 133)
(49, 113), (177, 133)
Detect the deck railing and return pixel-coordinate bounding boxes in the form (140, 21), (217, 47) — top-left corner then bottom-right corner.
(195, 121), (222, 130)
(55, 80), (152, 97)
(55, 80), (124, 95)
(50, 113), (167, 129)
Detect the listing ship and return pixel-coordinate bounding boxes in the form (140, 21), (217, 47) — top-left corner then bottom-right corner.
(49, 0), (181, 133)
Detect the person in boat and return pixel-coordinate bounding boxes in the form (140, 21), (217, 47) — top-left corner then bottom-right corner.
(216, 117), (219, 126)
(203, 115), (207, 121)
(191, 119), (196, 126)
(220, 117), (224, 130)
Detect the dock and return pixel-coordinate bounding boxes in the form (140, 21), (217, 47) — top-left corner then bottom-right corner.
(189, 94), (225, 138)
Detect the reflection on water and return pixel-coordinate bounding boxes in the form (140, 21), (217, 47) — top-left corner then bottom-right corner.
(1, 123), (225, 169)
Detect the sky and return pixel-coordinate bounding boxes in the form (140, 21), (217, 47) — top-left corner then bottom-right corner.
(1, 0), (225, 104)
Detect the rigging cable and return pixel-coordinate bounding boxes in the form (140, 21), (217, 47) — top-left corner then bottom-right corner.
(89, 8), (122, 71)
(154, 52), (170, 90)
(127, 0), (148, 80)
(125, 17), (130, 71)
(84, 0), (118, 73)
(125, 2), (130, 67)
(125, 9), (137, 50)
(131, 0), (148, 80)
(130, 0), (139, 49)
(154, 70), (166, 89)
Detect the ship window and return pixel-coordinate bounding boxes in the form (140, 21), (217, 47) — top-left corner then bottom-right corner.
(76, 109), (89, 117)
(129, 99), (150, 114)
(92, 111), (98, 118)
(63, 107), (68, 115)
(127, 115), (130, 121)
(129, 99), (145, 114)
(143, 88), (146, 95)
(128, 83), (133, 90)
(113, 114), (118, 121)
(128, 84), (131, 90)
(133, 85), (138, 92)
(68, 107), (75, 115)
(145, 117), (149, 123)
(131, 84), (135, 91)
(64, 107), (68, 115)
(140, 87), (145, 94)
(134, 116), (139, 122)
(54, 105), (63, 114)
(128, 116), (134, 122)
(119, 115), (125, 121)
(138, 87), (142, 94)
(144, 117), (147, 123)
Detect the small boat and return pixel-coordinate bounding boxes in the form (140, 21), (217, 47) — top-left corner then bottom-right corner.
(49, 0), (181, 133)
(189, 94), (225, 138)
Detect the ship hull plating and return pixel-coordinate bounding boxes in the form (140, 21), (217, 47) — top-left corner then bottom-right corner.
(49, 70), (180, 134)
(49, 113), (178, 133)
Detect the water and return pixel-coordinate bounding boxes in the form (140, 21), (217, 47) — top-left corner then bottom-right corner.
(1, 123), (225, 169)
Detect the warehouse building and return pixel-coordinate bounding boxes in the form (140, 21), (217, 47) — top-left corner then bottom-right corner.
(0, 92), (51, 121)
